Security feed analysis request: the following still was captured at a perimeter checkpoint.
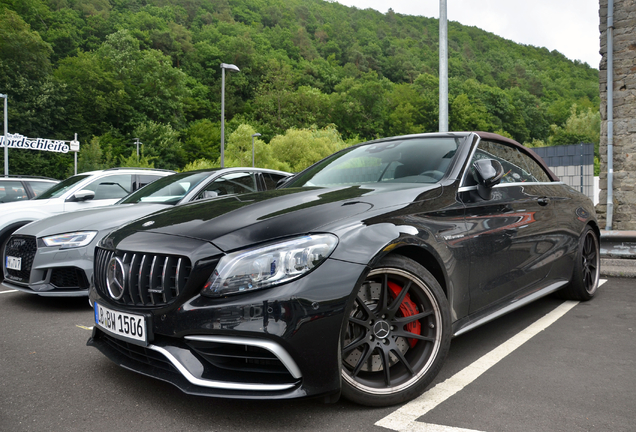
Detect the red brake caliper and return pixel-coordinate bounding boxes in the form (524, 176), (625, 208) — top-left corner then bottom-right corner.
(387, 281), (421, 347)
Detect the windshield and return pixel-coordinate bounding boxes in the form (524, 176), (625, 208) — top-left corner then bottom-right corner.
(34, 175), (90, 199)
(284, 137), (460, 188)
(119, 171), (214, 205)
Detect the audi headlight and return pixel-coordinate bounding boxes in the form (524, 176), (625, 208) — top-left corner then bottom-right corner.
(42, 231), (98, 249)
(201, 234), (338, 297)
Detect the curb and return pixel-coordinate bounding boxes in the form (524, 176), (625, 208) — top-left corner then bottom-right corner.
(600, 258), (636, 278)
(599, 230), (636, 278)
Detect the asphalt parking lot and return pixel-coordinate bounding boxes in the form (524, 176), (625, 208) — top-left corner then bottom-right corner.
(1, 277), (633, 432)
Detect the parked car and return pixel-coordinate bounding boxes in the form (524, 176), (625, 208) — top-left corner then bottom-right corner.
(2, 168), (290, 296)
(86, 132), (600, 407)
(0, 167), (173, 283)
(0, 176), (59, 203)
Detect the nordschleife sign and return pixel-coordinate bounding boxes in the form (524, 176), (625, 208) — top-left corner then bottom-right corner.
(0, 133), (72, 153)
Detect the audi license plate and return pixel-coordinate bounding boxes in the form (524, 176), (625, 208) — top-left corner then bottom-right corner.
(6, 256), (21, 271)
(94, 302), (147, 345)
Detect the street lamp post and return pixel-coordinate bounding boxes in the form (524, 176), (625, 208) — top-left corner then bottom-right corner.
(1, 93), (7, 176)
(251, 133), (261, 167)
(439, 0), (448, 132)
(133, 138), (141, 161)
(220, 63), (240, 168)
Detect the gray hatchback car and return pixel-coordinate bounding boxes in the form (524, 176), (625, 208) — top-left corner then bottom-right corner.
(1, 167), (290, 296)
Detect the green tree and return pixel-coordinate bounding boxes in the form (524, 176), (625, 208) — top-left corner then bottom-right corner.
(268, 125), (347, 172)
(181, 119), (221, 164)
(77, 136), (107, 173)
(132, 121), (185, 170)
(222, 123), (288, 171)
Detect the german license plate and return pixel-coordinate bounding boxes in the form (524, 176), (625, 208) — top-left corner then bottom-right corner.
(94, 302), (147, 345)
(6, 256), (21, 271)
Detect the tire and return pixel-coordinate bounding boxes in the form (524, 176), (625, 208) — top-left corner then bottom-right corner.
(340, 255), (451, 407)
(560, 226), (600, 301)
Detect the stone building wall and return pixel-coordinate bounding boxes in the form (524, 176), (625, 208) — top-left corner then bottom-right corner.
(598, 0), (636, 230)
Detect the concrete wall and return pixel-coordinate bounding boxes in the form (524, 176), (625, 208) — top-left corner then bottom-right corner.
(533, 143), (595, 202)
(598, 0), (636, 230)
(532, 144), (598, 204)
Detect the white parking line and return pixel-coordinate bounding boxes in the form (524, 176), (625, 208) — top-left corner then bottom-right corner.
(0, 289), (18, 294)
(377, 280), (607, 431)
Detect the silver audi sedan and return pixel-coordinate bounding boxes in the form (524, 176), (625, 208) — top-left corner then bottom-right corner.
(1, 167), (290, 296)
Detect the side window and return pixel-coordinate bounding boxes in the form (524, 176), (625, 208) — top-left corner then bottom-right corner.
(29, 181), (56, 197)
(195, 172), (258, 200)
(514, 151), (551, 182)
(465, 140), (550, 186)
(0, 181), (28, 202)
(84, 174), (133, 200)
(262, 172), (289, 190)
(134, 174), (163, 191)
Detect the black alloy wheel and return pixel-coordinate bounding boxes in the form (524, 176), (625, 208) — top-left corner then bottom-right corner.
(341, 255), (451, 407)
(561, 226), (600, 301)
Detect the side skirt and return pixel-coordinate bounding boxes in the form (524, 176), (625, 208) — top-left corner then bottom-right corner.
(451, 280), (569, 337)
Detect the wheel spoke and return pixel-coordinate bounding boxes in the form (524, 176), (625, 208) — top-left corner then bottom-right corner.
(348, 316), (368, 327)
(393, 309), (433, 325)
(388, 280), (412, 314)
(393, 330), (435, 342)
(343, 334), (369, 355)
(391, 347), (414, 375)
(379, 347), (391, 386)
(354, 296), (374, 318)
(351, 344), (373, 377)
(380, 273), (390, 311)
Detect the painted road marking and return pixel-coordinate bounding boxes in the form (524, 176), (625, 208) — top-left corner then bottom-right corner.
(0, 289), (18, 294)
(377, 279), (607, 432)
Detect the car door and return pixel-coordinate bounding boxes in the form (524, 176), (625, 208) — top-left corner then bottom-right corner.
(458, 140), (564, 313)
(64, 174), (134, 212)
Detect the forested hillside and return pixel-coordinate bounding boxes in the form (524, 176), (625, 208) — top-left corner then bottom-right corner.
(0, 0), (600, 178)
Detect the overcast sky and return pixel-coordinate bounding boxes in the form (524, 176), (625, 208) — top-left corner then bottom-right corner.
(336, 0), (601, 68)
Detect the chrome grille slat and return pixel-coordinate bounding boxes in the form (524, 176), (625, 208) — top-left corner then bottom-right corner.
(94, 247), (192, 308)
(175, 258), (182, 297)
(138, 255), (153, 305)
(161, 257), (169, 303)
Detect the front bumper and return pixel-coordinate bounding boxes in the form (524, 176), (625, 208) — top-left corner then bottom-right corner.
(3, 241), (93, 296)
(87, 258), (367, 400)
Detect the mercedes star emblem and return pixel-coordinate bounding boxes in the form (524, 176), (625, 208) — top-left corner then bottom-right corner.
(106, 257), (126, 300)
(373, 320), (390, 339)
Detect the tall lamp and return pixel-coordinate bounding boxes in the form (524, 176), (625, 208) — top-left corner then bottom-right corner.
(1, 93), (7, 176)
(251, 133), (261, 167)
(220, 63), (240, 168)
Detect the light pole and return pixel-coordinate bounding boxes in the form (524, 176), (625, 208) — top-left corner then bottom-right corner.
(133, 138), (141, 161)
(439, 0), (448, 132)
(70, 133), (80, 175)
(251, 133), (261, 167)
(220, 63), (240, 168)
(1, 93), (7, 176)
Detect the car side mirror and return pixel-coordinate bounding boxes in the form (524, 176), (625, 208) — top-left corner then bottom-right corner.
(202, 190), (219, 199)
(472, 159), (503, 200)
(72, 190), (96, 202)
(276, 174), (294, 188)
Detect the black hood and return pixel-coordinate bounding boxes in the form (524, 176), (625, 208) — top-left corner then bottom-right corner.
(104, 183), (443, 252)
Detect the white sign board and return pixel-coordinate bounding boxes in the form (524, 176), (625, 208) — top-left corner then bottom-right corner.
(0, 133), (73, 153)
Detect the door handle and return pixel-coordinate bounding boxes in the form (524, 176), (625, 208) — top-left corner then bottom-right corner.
(537, 197), (549, 206)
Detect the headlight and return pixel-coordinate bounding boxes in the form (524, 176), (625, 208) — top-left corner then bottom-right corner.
(201, 234), (338, 297)
(42, 231), (98, 249)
